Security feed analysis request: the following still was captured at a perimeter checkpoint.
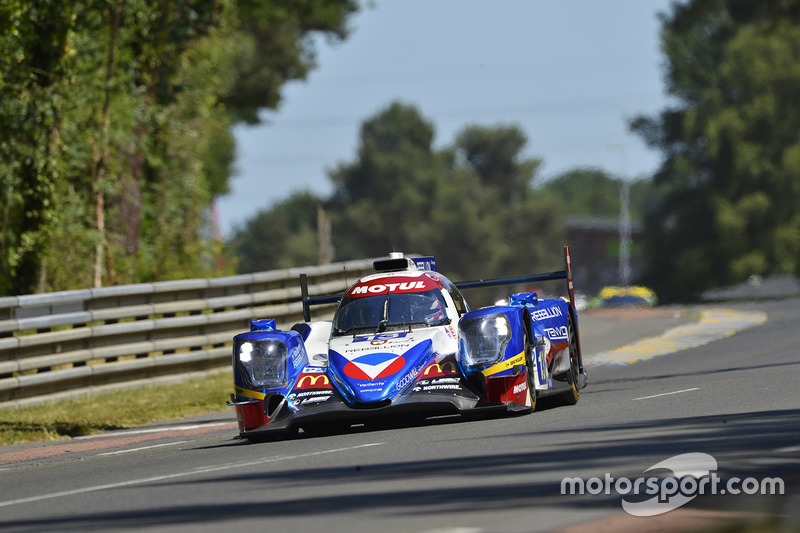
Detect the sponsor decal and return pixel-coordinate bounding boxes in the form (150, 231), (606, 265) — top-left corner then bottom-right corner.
(295, 390), (333, 398)
(344, 353), (405, 380)
(481, 351), (525, 377)
(513, 382), (528, 395)
(396, 362), (426, 390)
(353, 332), (409, 343)
(344, 342), (412, 354)
(532, 306), (563, 321)
(348, 277), (432, 297)
(300, 395), (331, 404)
(412, 256), (437, 271)
(544, 325), (568, 341)
(295, 373), (331, 389)
(414, 384), (462, 392)
(234, 384), (266, 400)
(422, 361), (459, 378)
(355, 386), (385, 393)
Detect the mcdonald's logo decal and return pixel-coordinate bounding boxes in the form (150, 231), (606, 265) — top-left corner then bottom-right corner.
(423, 361), (459, 378)
(296, 373), (332, 389)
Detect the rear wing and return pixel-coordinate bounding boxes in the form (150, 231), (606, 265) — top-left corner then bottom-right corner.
(300, 246), (578, 322)
(299, 273), (342, 322)
(455, 246), (577, 306)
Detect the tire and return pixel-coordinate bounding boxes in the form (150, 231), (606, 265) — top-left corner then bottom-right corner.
(556, 309), (581, 406)
(525, 339), (539, 412)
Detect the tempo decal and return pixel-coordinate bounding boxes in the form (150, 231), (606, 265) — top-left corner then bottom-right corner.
(544, 326), (568, 341)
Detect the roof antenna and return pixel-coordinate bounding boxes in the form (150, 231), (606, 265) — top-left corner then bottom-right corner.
(342, 265), (349, 290)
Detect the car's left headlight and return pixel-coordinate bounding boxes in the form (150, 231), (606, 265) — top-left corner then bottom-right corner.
(234, 337), (289, 390)
(458, 313), (511, 368)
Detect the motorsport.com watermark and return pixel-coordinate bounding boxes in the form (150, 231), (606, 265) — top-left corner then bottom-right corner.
(561, 452), (784, 517)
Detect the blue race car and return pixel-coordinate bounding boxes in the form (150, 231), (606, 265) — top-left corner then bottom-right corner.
(229, 247), (588, 441)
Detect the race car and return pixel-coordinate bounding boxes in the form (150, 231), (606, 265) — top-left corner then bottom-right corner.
(229, 247), (588, 441)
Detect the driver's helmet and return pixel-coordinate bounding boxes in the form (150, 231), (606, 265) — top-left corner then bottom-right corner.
(409, 293), (445, 325)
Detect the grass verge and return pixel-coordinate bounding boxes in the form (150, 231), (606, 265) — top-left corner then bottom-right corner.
(0, 371), (233, 446)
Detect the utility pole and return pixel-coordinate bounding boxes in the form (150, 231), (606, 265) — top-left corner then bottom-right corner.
(609, 144), (631, 286)
(619, 179), (631, 286)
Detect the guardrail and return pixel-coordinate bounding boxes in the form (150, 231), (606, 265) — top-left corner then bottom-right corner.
(0, 258), (376, 409)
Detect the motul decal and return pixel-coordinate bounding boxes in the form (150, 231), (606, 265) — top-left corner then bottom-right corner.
(348, 277), (434, 297)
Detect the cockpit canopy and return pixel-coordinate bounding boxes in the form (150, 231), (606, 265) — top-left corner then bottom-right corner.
(332, 288), (449, 336)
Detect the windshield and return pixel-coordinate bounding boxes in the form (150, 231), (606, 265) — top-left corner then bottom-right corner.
(333, 288), (449, 336)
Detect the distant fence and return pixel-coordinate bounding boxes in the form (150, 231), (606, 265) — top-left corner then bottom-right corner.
(0, 258), (376, 409)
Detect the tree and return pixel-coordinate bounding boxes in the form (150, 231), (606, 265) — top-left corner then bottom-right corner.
(453, 125), (539, 205)
(631, 0), (800, 301)
(445, 124), (561, 279)
(328, 102), (446, 260)
(230, 103), (567, 289)
(327, 102), (561, 282)
(0, 0), (360, 295)
(541, 168), (655, 222)
(0, 1), (74, 294)
(224, 0), (359, 124)
(229, 192), (323, 272)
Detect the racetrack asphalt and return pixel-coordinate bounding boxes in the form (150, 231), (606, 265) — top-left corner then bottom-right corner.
(0, 300), (796, 533)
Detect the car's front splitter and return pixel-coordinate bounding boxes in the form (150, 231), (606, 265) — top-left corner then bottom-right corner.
(239, 388), (527, 441)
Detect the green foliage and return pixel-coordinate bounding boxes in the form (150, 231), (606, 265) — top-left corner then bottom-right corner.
(224, 0), (359, 124)
(631, 0), (800, 301)
(540, 168), (655, 223)
(229, 191), (322, 272)
(236, 102), (564, 284)
(0, 0), (359, 296)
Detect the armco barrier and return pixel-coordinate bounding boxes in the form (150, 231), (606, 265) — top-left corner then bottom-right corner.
(0, 258), (376, 409)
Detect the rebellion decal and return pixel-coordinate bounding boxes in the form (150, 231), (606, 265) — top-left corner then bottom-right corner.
(344, 342), (412, 354)
(532, 306), (563, 321)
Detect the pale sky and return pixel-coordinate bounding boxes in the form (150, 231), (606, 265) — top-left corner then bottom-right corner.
(218, 0), (676, 236)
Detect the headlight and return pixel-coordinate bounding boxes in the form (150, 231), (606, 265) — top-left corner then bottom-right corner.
(235, 337), (288, 389)
(458, 314), (511, 367)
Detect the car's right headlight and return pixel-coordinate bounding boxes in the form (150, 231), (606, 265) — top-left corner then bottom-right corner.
(234, 336), (289, 390)
(458, 313), (511, 368)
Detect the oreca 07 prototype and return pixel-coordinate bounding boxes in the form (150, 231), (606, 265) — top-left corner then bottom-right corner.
(229, 247), (588, 441)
